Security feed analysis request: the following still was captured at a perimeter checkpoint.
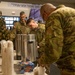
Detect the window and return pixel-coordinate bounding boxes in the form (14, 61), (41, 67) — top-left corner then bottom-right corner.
(3, 16), (19, 29)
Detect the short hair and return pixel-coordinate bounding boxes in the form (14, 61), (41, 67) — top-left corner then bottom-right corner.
(20, 11), (25, 15)
(26, 18), (34, 25)
(40, 3), (56, 14)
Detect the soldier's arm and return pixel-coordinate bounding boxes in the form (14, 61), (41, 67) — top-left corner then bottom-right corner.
(39, 14), (64, 65)
(45, 15), (64, 64)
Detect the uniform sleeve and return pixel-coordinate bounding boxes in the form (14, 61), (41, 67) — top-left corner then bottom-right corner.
(39, 14), (64, 65)
(9, 22), (18, 41)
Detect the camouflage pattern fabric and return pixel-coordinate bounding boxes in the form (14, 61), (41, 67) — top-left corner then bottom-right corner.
(39, 5), (75, 73)
(9, 20), (30, 41)
(30, 26), (45, 64)
(38, 23), (45, 30)
(30, 26), (45, 46)
(61, 69), (75, 75)
(14, 21), (30, 34)
(0, 17), (10, 41)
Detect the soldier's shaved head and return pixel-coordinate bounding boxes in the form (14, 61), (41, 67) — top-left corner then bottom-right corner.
(40, 3), (56, 21)
(40, 3), (56, 13)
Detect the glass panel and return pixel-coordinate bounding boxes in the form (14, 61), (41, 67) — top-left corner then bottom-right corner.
(3, 16), (19, 28)
(6, 24), (10, 26)
(9, 21), (13, 24)
(9, 17), (13, 20)
(16, 17), (19, 21)
(9, 25), (13, 26)
(5, 17), (9, 20)
(6, 21), (10, 24)
(14, 17), (17, 20)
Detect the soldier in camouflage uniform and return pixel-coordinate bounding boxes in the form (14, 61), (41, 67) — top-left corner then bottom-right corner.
(39, 3), (75, 75)
(26, 18), (45, 47)
(9, 11), (30, 41)
(9, 11), (30, 59)
(0, 11), (10, 53)
(26, 18), (45, 66)
(0, 11), (9, 41)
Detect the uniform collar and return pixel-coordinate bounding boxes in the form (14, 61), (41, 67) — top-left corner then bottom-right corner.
(31, 27), (39, 31)
(56, 5), (66, 9)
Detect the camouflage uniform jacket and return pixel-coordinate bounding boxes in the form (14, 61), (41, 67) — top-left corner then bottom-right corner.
(30, 26), (45, 46)
(29, 26), (45, 61)
(38, 23), (45, 30)
(0, 17), (9, 40)
(9, 20), (30, 41)
(39, 5), (75, 72)
(14, 20), (30, 34)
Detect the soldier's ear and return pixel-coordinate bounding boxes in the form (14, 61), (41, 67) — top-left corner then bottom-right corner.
(43, 11), (49, 20)
(44, 11), (51, 17)
(43, 11), (47, 16)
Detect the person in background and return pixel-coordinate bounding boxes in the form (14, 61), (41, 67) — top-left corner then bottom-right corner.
(26, 18), (45, 47)
(26, 18), (45, 66)
(9, 11), (30, 60)
(0, 11), (9, 41)
(13, 11), (30, 34)
(39, 3), (75, 75)
(10, 21), (17, 30)
(0, 11), (10, 53)
(9, 11), (30, 41)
